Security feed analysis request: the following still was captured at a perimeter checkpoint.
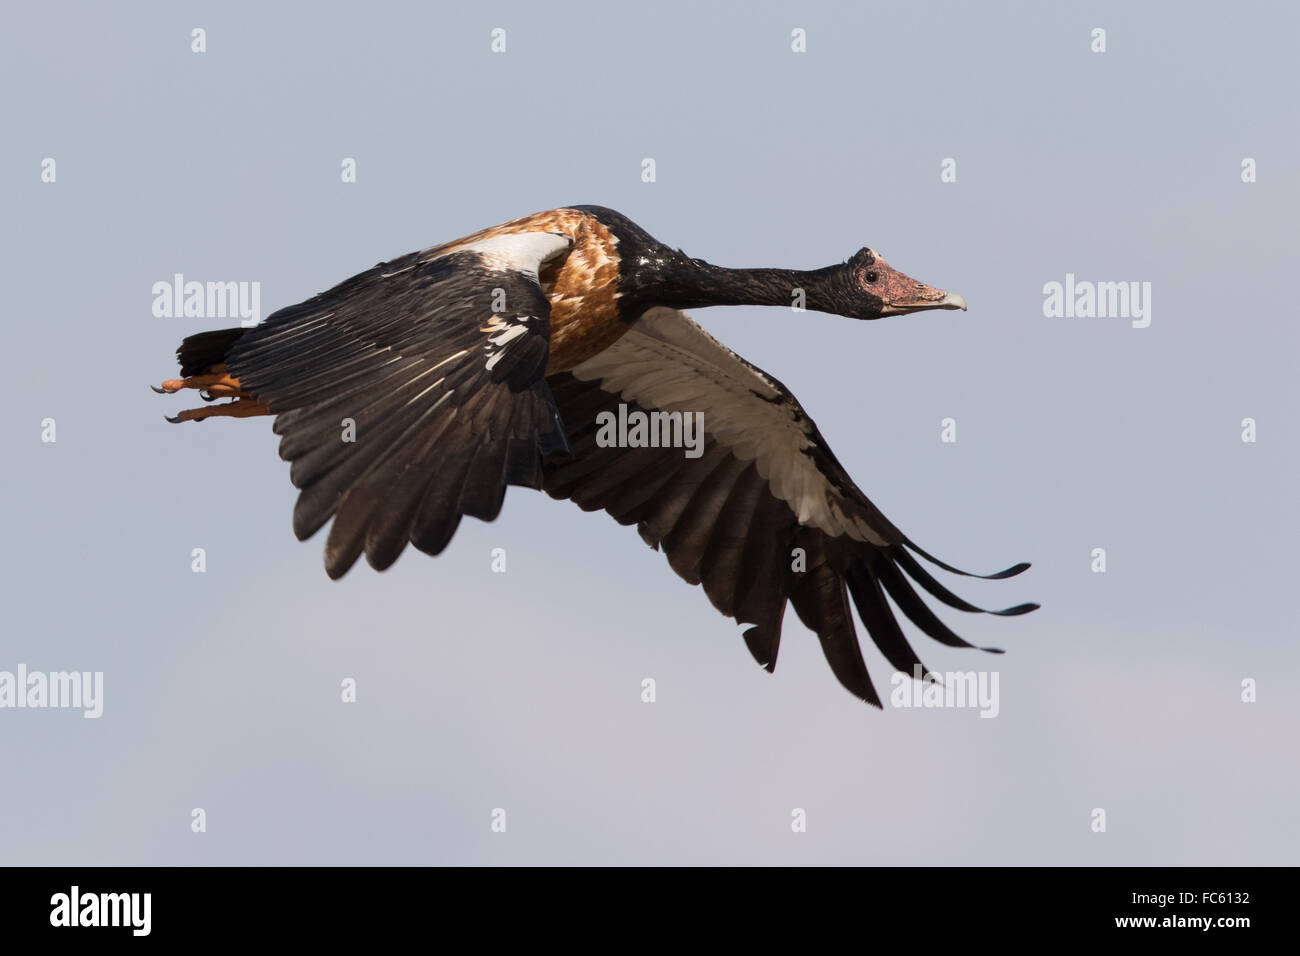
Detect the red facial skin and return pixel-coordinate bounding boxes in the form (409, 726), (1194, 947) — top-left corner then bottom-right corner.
(857, 250), (965, 315)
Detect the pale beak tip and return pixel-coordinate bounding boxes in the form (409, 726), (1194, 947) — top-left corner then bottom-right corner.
(943, 292), (968, 312)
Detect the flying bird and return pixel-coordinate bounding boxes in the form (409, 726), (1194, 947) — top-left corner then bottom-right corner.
(156, 205), (1036, 705)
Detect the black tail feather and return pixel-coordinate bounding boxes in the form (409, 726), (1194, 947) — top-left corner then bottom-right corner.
(177, 327), (246, 376)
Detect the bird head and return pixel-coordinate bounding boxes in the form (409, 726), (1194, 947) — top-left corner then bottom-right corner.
(840, 247), (967, 319)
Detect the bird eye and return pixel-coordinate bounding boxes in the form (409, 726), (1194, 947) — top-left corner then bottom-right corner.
(865, 270), (878, 283)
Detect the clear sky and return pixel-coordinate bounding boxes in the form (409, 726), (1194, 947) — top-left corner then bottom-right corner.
(2, 0), (1297, 864)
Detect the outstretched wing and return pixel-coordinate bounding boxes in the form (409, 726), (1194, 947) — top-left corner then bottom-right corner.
(221, 231), (573, 578)
(543, 306), (1036, 706)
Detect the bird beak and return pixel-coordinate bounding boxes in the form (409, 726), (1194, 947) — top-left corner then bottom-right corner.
(874, 257), (967, 316)
(926, 290), (968, 312)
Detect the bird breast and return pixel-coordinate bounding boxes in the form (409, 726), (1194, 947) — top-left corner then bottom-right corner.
(543, 218), (626, 373)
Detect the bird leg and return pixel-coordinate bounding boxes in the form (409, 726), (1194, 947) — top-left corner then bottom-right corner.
(155, 365), (271, 422)
(152, 365), (241, 394)
(165, 399), (271, 423)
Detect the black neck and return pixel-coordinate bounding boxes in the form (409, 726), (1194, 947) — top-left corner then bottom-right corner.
(653, 259), (847, 313)
(573, 206), (855, 320)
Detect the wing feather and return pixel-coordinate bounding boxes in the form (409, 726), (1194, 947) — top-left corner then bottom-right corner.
(544, 307), (1036, 705)
(219, 233), (572, 577)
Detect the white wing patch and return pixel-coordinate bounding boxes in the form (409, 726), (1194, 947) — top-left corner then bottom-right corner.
(569, 307), (886, 544)
(450, 232), (572, 278)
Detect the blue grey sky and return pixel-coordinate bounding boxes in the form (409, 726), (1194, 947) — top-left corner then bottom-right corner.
(2, 1), (1297, 864)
